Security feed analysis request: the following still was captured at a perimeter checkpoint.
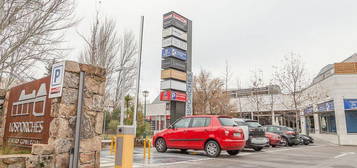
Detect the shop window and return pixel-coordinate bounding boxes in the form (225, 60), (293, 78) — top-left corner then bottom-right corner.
(345, 110), (357, 133)
(306, 116), (315, 134)
(319, 112), (336, 133)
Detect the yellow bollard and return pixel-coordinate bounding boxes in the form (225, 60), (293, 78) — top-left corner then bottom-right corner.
(110, 136), (115, 155)
(148, 138), (151, 160)
(143, 137), (151, 160)
(143, 138), (147, 159)
(114, 136), (117, 155)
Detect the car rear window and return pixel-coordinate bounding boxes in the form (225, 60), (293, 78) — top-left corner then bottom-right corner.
(218, 117), (235, 126)
(235, 121), (247, 126)
(246, 122), (262, 128)
(233, 119), (247, 126)
(267, 126), (282, 132)
(286, 127), (294, 131)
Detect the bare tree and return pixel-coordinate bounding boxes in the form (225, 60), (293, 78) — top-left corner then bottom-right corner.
(80, 16), (120, 83)
(193, 70), (210, 114)
(193, 69), (233, 115)
(0, 0), (75, 86)
(273, 52), (309, 131)
(221, 61), (233, 113)
(79, 15), (120, 112)
(113, 32), (137, 108)
(248, 69), (264, 120)
(268, 81), (277, 125)
(235, 78), (243, 116)
(79, 14), (137, 110)
(223, 60), (233, 92)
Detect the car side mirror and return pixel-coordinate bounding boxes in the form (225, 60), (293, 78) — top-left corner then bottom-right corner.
(168, 125), (175, 129)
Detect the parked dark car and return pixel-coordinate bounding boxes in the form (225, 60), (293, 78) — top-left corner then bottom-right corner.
(264, 125), (299, 146)
(297, 134), (314, 145)
(233, 118), (269, 151)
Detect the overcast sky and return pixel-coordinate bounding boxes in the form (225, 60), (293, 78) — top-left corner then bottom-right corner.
(64, 0), (357, 101)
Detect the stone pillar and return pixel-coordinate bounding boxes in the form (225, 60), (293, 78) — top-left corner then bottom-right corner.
(0, 89), (8, 146)
(48, 61), (106, 167)
(300, 116), (306, 134)
(313, 113), (320, 134)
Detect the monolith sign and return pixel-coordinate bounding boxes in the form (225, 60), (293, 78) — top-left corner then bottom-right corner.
(160, 11), (192, 124)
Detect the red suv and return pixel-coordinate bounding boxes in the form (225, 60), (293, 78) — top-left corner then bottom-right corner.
(153, 115), (246, 157)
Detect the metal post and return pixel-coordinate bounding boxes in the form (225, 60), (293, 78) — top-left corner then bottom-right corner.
(158, 115), (161, 131)
(133, 16), (144, 129)
(144, 96), (146, 116)
(103, 111), (106, 134)
(164, 116), (166, 129)
(120, 98), (124, 126)
(72, 71), (85, 168)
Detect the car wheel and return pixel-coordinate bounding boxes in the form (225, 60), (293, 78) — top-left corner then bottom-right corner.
(281, 137), (288, 147)
(271, 145), (276, 147)
(180, 149), (188, 153)
(253, 147), (263, 151)
(155, 138), (167, 153)
(304, 141), (310, 145)
(227, 150), (240, 156)
(205, 140), (221, 157)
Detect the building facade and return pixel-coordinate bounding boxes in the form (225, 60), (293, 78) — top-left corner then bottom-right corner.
(228, 85), (299, 128)
(146, 96), (170, 133)
(300, 54), (357, 145)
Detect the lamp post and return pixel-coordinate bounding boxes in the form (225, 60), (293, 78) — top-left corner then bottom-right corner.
(143, 90), (149, 117)
(142, 90), (149, 138)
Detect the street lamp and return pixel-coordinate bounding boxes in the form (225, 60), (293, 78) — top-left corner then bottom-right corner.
(142, 90), (149, 138)
(143, 90), (149, 117)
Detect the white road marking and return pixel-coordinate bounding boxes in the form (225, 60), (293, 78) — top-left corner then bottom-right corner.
(334, 152), (356, 159)
(100, 162), (114, 167)
(134, 158), (214, 167)
(265, 145), (324, 153)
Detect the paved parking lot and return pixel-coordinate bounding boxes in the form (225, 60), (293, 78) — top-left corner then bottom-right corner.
(101, 140), (357, 168)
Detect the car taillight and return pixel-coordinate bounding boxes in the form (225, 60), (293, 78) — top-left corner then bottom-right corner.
(285, 131), (295, 135)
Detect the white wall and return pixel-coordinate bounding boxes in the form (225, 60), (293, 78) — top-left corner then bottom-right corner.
(146, 103), (168, 116)
(231, 94), (294, 112)
(301, 74), (357, 145)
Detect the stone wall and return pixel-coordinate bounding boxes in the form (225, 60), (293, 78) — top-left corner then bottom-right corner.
(0, 61), (106, 167)
(46, 61), (106, 167)
(0, 154), (29, 168)
(0, 89), (8, 146)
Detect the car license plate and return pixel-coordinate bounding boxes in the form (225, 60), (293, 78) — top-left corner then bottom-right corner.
(251, 138), (267, 144)
(233, 133), (241, 137)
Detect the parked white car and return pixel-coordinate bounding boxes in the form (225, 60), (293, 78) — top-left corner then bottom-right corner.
(233, 118), (249, 141)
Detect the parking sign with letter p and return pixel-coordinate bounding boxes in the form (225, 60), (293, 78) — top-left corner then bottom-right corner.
(49, 61), (65, 98)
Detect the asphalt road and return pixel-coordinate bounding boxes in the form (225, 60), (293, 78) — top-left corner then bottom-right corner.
(101, 139), (357, 168)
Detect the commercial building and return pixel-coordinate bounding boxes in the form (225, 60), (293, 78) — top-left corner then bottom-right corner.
(146, 96), (169, 133)
(229, 54), (357, 146)
(300, 54), (357, 145)
(228, 85), (299, 128)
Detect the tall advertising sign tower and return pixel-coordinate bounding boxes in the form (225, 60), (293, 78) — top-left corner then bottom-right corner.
(160, 11), (192, 124)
